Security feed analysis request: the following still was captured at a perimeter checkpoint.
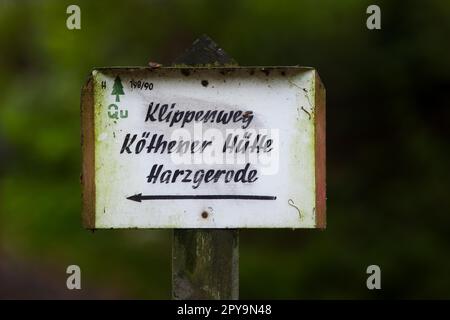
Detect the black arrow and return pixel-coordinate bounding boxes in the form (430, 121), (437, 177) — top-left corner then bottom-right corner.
(126, 193), (277, 202)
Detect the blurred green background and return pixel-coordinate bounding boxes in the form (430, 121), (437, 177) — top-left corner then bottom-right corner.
(1, 0), (449, 299)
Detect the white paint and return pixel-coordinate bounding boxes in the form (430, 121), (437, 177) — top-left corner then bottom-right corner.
(91, 67), (321, 228)
(98, 132), (108, 141)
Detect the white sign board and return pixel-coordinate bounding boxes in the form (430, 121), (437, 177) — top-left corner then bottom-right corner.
(81, 67), (325, 228)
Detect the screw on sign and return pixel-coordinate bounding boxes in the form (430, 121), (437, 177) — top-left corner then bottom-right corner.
(80, 35), (326, 299)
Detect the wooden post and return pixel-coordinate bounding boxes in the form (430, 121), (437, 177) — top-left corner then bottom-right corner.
(171, 35), (239, 300)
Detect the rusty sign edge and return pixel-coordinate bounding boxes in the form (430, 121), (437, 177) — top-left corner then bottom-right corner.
(314, 70), (326, 229)
(81, 75), (96, 229)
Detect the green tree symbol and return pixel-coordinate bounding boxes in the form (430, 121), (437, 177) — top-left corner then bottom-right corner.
(111, 76), (124, 102)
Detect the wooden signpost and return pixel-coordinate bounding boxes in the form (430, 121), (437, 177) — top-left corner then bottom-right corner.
(81, 36), (326, 299)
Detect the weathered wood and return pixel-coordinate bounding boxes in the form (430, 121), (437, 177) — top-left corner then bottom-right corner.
(172, 35), (239, 300)
(172, 35), (237, 66)
(172, 229), (239, 299)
